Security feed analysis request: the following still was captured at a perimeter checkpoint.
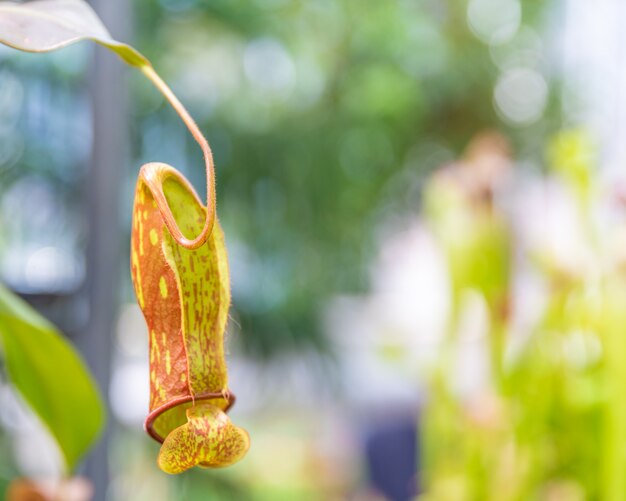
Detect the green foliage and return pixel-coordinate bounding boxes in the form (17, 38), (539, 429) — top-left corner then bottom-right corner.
(131, 0), (559, 357)
(0, 283), (104, 472)
(420, 131), (626, 500)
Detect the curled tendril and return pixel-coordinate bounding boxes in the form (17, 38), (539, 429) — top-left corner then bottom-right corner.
(139, 65), (217, 250)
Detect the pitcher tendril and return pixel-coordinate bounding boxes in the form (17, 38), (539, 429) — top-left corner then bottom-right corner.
(140, 65), (217, 250)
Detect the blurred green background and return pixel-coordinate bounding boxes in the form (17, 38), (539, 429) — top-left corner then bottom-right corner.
(129, 0), (556, 358)
(3, 0), (625, 499)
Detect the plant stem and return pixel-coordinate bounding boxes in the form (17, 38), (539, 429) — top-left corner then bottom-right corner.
(139, 64), (217, 249)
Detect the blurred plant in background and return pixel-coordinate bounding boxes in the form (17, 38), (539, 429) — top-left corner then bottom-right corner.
(129, 0), (557, 358)
(419, 129), (626, 500)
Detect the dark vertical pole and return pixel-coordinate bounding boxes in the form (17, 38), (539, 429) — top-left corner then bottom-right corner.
(82, 1), (130, 499)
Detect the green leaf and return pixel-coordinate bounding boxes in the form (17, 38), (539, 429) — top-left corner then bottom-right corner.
(0, 283), (105, 473)
(0, 0), (148, 66)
